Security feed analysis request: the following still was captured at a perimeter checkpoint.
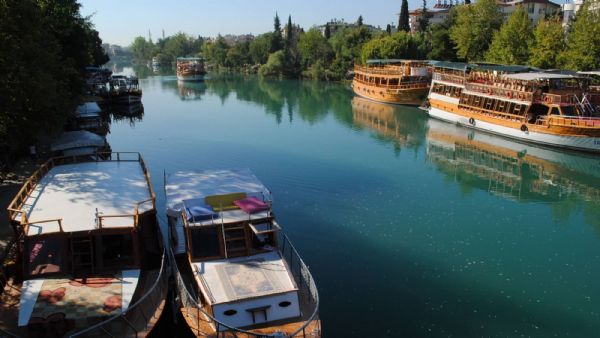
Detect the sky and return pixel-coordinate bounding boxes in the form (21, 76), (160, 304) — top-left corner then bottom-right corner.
(79, 0), (421, 46)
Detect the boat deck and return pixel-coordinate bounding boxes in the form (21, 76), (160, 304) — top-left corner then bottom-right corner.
(17, 161), (152, 236)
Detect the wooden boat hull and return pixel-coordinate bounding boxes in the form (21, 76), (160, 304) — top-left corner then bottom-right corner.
(428, 98), (600, 153)
(352, 80), (428, 106)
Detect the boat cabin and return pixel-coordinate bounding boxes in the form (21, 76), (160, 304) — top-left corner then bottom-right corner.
(354, 59), (431, 88)
(166, 169), (304, 331)
(6, 153), (158, 329)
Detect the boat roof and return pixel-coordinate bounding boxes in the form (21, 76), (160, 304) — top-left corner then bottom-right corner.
(432, 61), (472, 71)
(578, 71), (600, 76)
(165, 169), (270, 215)
(366, 59), (428, 65)
(75, 102), (102, 117)
(50, 131), (105, 151)
(472, 63), (536, 73)
(502, 72), (583, 81)
(17, 161), (152, 235)
(194, 251), (297, 305)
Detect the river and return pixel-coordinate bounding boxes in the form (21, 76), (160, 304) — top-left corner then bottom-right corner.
(104, 73), (600, 337)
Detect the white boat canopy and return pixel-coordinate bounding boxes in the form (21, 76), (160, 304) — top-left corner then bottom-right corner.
(50, 130), (105, 152)
(165, 169), (271, 217)
(501, 72), (581, 81)
(75, 102), (102, 117)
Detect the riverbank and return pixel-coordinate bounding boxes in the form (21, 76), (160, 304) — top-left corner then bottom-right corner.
(0, 158), (40, 239)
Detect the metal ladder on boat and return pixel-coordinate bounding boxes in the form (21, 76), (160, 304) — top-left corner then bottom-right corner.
(70, 236), (94, 274)
(222, 223), (248, 258)
(574, 94), (596, 116)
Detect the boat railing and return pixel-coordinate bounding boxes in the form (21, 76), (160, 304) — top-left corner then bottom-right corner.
(432, 72), (465, 85)
(172, 233), (320, 337)
(464, 83), (533, 102)
(537, 115), (600, 128)
(539, 93), (578, 105)
(7, 152), (156, 238)
(353, 77), (429, 90)
(458, 104), (527, 124)
(354, 65), (406, 76)
(68, 247), (168, 338)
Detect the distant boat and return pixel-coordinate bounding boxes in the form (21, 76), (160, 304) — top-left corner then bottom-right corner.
(109, 75), (142, 105)
(176, 57), (206, 81)
(352, 59), (431, 105)
(165, 169), (321, 337)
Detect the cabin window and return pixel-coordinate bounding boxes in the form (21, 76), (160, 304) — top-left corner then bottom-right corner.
(279, 301), (292, 307)
(389, 78), (399, 86)
(100, 233), (135, 269)
(224, 309), (237, 316)
(191, 227), (221, 259)
(28, 237), (65, 276)
(550, 107), (560, 115)
(561, 106), (576, 116)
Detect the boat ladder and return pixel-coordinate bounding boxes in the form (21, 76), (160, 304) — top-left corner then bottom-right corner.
(70, 235), (94, 274)
(574, 94), (596, 116)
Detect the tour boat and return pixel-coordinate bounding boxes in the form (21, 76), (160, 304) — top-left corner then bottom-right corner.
(109, 75), (142, 105)
(176, 57), (206, 82)
(50, 130), (111, 158)
(352, 59), (431, 105)
(426, 117), (600, 202)
(165, 169), (320, 337)
(1, 152), (167, 337)
(427, 62), (600, 152)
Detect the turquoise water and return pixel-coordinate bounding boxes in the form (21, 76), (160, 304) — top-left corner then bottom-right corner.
(108, 74), (600, 337)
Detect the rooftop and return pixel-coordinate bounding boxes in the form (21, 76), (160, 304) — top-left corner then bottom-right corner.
(18, 161), (152, 235)
(502, 72), (582, 81)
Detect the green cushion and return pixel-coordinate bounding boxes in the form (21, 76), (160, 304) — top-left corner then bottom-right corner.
(205, 193), (246, 211)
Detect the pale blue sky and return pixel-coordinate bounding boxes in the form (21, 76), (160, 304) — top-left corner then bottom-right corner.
(79, 0), (420, 46)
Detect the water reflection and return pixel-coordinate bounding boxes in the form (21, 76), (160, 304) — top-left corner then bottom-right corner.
(351, 96), (427, 154)
(110, 102), (145, 127)
(426, 118), (600, 231)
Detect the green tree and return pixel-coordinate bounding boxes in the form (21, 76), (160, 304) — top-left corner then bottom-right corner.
(560, 0), (600, 70)
(249, 33), (272, 64)
(418, 0), (430, 33)
(271, 13), (283, 52)
(203, 35), (230, 67)
(130, 36), (155, 62)
(324, 23), (331, 39)
(357, 15), (364, 26)
(399, 0), (410, 32)
(329, 26), (373, 79)
(427, 9), (458, 60)
(450, 0), (502, 61)
(226, 40), (250, 67)
(485, 6), (533, 65)
(361, 31), (426, 62)
(298, 28), (333, 68)
(386, 24), (392, 35)
(259, 50), (286, 77)
(529, 17), (565, 69)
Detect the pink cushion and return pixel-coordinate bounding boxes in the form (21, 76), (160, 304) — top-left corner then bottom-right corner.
(233, 197), (269, 214)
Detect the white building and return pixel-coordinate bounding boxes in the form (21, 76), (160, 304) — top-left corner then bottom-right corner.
(561, 0), (585, 26)
(497, 0), (561, 24)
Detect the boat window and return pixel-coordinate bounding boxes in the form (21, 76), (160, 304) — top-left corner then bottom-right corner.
(191, 227), (221, 259)
(389, 78), (399, 86)
(560, 106), (576, 116)
(100, 233), (135, 269)
(551, 107), (560, 115)
(28, 237), (65, 276)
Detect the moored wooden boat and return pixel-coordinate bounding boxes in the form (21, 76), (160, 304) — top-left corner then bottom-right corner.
(165, 169), (320, 337)
(352, 59), (431, 105)
(109, 75), (142, 105)
(1, 152), (167, 337)
(176, 57), (206, 82)
(427, 62), (600, 153)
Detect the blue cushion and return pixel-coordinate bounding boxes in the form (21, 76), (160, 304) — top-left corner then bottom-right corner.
(186, 205), (215, 222)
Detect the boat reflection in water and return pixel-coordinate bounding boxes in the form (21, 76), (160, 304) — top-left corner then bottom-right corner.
(351, 96), (428, 152)
(110, 102), (145, 126)
(426, 118), (600, 204)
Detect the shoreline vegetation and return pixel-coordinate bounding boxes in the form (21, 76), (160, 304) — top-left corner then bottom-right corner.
(131, 0), (600, 79)
(0, 0), (108, 169)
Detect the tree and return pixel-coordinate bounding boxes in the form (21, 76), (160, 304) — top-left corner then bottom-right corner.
(226, 40), (250, 67)
(485, 6), (533, 65)
(361, 31), (426, 62)
(285, 15), (293, 51)
(357, 15), (364, 26)
(329, 26), (373, 79)
(324, 23), (331, 39)
(418, 0), (430, 33)
(259, 50), (286, 77)
(131, 36), (154, 61)
(529, 17), (565, 69)
(399, 0), (410, 32)
(386, 24), (392, 35)
(298, 28), (333, 67)
(249, 33), (272, 64)
(202, 35), (229, 66)
(271, 12), (283, 52)
(450, 0), (502, 61)
(427, 9), (458, 60)
(560, 0), (600, 70)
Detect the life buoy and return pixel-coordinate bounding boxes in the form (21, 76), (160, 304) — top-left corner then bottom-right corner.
(544, 96), (552, 103)
(469, 117), (475, 125)
(518, 93), (525, 100)
(487, 88), (493, 95)
(520, 124), (528, 132)
(507, 91), (513, 99)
